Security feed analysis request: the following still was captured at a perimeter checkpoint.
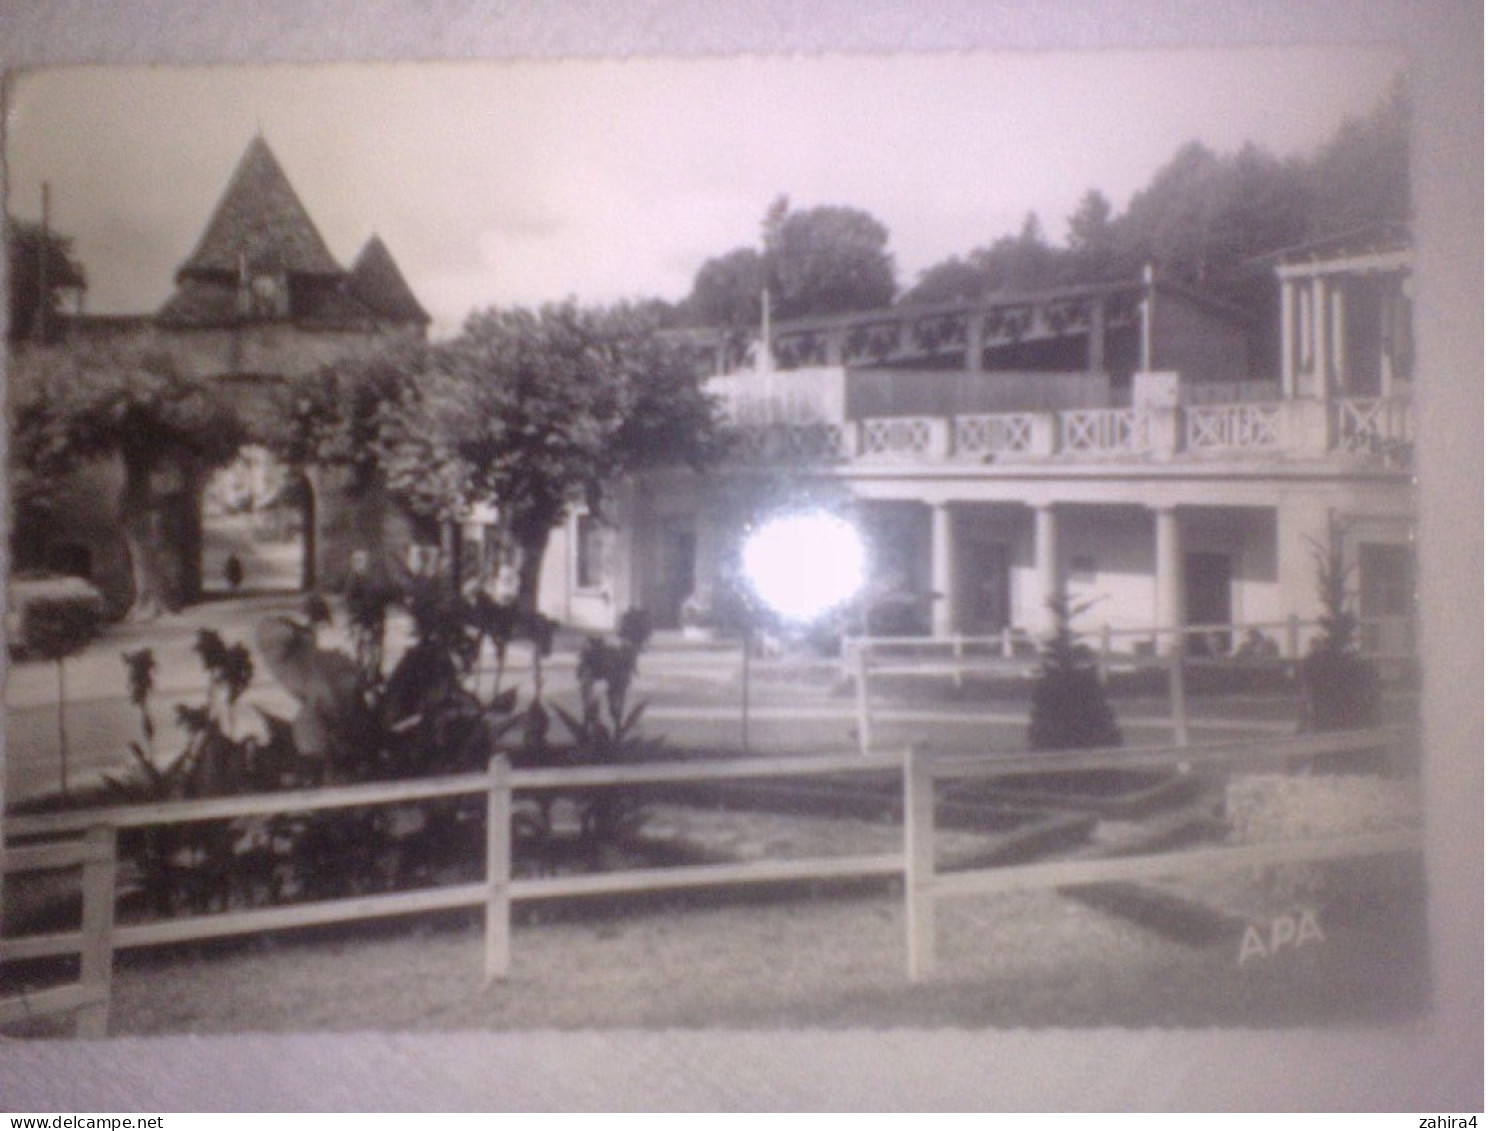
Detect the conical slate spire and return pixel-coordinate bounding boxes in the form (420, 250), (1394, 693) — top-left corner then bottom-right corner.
(347, 235), (430, 325)
(176, 136), (341, 280)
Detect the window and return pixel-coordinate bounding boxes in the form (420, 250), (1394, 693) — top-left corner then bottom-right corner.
(1357, 541), (1414, 655)
(576, 514), (608, 590)
(1358, 542), (1414, 617)
(1069, 555), (1097, 584)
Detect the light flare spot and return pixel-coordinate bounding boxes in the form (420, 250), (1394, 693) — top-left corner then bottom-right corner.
(741, 510), (866, 622)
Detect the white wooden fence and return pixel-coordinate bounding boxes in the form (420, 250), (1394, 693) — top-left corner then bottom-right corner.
(1, 751), (902, 1032)
(0, 827), (115, 1037)
(3, 727), (1418, 1032)
(841, 614), (1416, 755)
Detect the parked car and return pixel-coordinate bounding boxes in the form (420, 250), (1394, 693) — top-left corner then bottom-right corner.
(6, 572), (107, 659)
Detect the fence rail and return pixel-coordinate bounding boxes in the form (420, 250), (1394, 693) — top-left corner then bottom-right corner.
(839, 615), (1375, 755)
(3, 750), (905, 1032)
(0, 826), (115, 1037)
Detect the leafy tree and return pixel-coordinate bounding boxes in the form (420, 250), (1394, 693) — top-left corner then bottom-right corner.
(1306, 75), (1411, 236)
(1299, 522), (1382, 736)
(900, 255), (990, 305)
(1064, 189), (1120, 283)
(684, 197), (898, 326)
(761, 195), (898, 319)
(11, 343), (245, 617)
(380, 301), (725, 612)
(1028, 590), (1122, 752)
(275, 342), (424, 494)
(972, 212), (1063, 293)
(6, 217), (86, 344)
(1113, 140), (1313, 303)
(272, 342), (427, 582)
(1115, 141), (1226, 285)
(685, 246), (767, 330)
(902, 212), (1066, 305)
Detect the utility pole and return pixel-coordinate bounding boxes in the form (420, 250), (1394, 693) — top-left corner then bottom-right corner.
(35, 181), (51, 344)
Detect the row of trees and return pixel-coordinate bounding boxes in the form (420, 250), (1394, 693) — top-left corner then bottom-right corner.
(903, 75), (1407, 311)
(279, 302), (725, 611)
(677, 77), (1409, 324)
(10, 301), (726, 619)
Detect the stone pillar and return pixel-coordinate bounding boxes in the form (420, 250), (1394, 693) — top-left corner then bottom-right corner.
(930, 502), (955, 636)
(1033, 504), (1060, 637)
(1153, 506), (1184, 655)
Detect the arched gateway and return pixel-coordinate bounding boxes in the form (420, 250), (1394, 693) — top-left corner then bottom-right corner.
(20, 137), (430, 612)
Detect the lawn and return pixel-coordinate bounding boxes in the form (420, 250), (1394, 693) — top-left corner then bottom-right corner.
(2, 773), (1429, 1037)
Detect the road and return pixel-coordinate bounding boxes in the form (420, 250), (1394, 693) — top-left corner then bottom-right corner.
(5, 607), (1294, 805)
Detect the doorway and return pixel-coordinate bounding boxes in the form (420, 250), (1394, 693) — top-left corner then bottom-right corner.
(959, 540), (1012, 633)
(200, 445), (311, 597)
(649, 524), (696, 629)
(1184, 551), (1232, 654)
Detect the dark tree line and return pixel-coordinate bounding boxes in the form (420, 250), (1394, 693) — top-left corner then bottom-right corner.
(673, 77), (1409, 326)
(901, 78), (1410, 310)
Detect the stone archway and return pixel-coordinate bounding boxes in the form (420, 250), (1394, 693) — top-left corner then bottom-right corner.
(198, 443), (313, 598)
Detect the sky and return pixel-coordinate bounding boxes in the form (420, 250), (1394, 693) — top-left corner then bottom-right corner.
(5, 48), (1403, 338)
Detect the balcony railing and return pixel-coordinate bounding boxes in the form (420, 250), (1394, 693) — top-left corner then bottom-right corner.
(1061, 407), (1154, 456)
(836, 395), (1412, 468)
(952, 413), (1040, 460)
(1335, 397), (1414, 466)
(859, 416), (942, 460)
(1185, 402), (1285, 452)
(730, 422), (847, 463)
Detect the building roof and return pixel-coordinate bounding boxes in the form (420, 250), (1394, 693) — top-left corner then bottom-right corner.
(156, 138), (429, 331)
(1254, 221), (1412, 267)
(175, 136), (342, 281)
(346, 236), (431, 325)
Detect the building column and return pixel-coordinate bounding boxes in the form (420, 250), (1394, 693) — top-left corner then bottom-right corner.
(1311, 275), (1330, 398)
(1033, 504), (1060, 637)
(930, 502), (956, 636)
(610, 480), (638, 622)
(1330, 282), (1348, 395)
(1279, 278), (1296, 399)
(964, 311), (985, 373)
(1140, 263), (1156, 371)
(1086, 295), (1106, 374)
(1153, 506), (1184, 654)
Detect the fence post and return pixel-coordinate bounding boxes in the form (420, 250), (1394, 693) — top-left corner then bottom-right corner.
(485, 755), (512, 984)
(1168, 649), (1190, 747)
(854, 644), (873, 756)
(952, 635), (964, 690)
(1286, 614), (1301, 662)
(76, 824), (116, 1039)
(1098, 624), (1112, 685)
(904, 743), (937, 982)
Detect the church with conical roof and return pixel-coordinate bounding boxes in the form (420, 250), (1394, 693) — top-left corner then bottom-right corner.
(17, 136), (431, 611)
